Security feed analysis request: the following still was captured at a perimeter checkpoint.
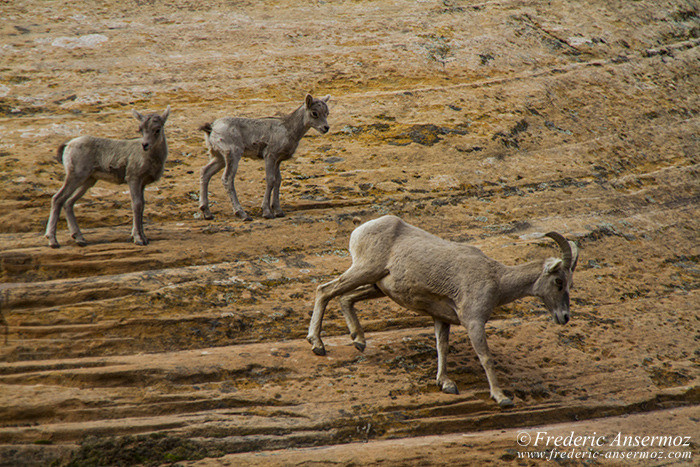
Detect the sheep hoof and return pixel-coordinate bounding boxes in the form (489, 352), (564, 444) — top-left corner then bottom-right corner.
(72, 234), (87, 247)
(497, 397), (514, 408)
(353, 341), (366, 352)
(441, 382), (459, 395)
(307, 335), (326, 356)
(200, 206), (213, 220)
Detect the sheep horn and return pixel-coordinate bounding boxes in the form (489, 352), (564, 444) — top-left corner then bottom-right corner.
(545, 232), (573, 270)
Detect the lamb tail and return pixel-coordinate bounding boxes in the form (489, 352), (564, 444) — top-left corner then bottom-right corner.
(199, 122), (213, 134)
(56, 143), (67, 163)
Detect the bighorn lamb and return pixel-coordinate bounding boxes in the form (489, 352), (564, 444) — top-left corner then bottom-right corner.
(198, 94), (330, 221)
(45, 106), (170, 248)
(307, 215), (579, 407)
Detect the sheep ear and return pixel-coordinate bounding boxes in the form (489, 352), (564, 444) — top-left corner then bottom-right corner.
(132, 109), (145, 122)
(161, 105), (171, 123)
(321, 94), (331, 103)
(305, 94), (314, 108)
(544, 258), (563, 274)
(569, 241), (579, 272)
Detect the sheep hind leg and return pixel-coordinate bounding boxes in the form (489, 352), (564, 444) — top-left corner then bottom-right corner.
(261, 156), (277, 219)
(307, 266), (388, 356)
(45, 174), (89, 248)
(64, 178), (96, 246)
(222, 149), (251, 221)
(199, 150), (224, 220)
(338, 284), (385, 352)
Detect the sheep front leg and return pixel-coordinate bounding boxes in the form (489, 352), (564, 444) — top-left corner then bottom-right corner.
(466, 319), (513, 407)
(271, 163), (285, 218)
(261, 157), (278, 219)
(128, 180), (148, 246)
(434, 320), (458, 394)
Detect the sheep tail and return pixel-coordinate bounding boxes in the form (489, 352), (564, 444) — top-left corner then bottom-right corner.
(56, 142), (67, 163)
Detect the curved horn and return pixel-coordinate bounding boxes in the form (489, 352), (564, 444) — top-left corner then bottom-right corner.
(545, 232), (573, 270)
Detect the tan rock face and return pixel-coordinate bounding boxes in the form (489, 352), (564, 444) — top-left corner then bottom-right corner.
(0, 0), (697, 465)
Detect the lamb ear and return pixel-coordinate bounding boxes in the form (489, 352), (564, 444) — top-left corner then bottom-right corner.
(321, 94), (331, 103)
(544, 258), (563, 274)
(132, 109), (145, 122)
(305, 94), (314, 108)
(161, 105), (171, 123)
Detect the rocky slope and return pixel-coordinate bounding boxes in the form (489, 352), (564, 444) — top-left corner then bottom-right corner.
(0, 0), (698, 465)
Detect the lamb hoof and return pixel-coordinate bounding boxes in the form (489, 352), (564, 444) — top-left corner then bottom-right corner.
(353, 341), (366, 352)
(200, 206), (213, 220)
(497, 397), (514, 408)
(72, 234), (87, 247)
(237, 211), (252, 221)
(441, 382), (459, 395)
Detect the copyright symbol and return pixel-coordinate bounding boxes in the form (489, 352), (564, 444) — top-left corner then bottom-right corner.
(517, 432), (531, 446)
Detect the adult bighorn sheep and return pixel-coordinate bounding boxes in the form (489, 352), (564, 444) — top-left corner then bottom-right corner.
(45, 106), (170, 248)
(198, 94), (330, 221)
(307, 215), (579, 408)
